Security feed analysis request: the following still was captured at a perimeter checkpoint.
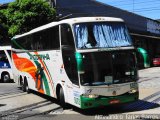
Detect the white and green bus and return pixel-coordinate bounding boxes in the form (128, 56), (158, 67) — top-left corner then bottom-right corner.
(11, 17), (139, 109)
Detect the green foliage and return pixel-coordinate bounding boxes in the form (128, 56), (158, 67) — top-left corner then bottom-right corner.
(1, 0), (56, 37)
(0, 10), (9, 43)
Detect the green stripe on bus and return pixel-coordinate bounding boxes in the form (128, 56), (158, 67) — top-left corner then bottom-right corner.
(43, 61), (53, 81)
(42, 74), (50, 96)
(75, 52), (84, 72)
(43, 61), (55, 96)
(12, 39), (24, 50)
(34, 60), (51, 96)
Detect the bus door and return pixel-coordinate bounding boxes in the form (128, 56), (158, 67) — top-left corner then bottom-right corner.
(61, 24), (80, 105)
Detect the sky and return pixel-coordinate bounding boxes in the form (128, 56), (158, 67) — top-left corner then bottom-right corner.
(0, 0), (160, 20)
(97, 0), (160, 20)
(0, 0), (13, 4)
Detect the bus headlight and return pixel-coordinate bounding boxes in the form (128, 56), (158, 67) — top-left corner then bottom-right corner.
(82, 94), (99, 98)
(128, 89), (137, 94)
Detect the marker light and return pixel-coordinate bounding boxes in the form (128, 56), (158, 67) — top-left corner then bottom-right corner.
(128, 89), (137, 94)
(83, 94), (99, 98)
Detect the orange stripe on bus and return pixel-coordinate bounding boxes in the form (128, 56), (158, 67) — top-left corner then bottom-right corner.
(12, 53), (45, 93)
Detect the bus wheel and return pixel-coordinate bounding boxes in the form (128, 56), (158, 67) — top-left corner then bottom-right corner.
(59, 87), (66, 108)
(2, 73), (10, 83)
(22, 78), (30, 93)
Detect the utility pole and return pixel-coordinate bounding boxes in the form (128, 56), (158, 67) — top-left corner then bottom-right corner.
(133, 0), (135, 13)
(47, 0), (56, 8)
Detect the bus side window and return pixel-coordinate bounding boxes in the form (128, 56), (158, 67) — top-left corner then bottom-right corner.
(32, 26), (60, 50)
(0, 50), (8, 62)
(14, 36), (32, 50)
(61, 24), (74, 47)
(50, 26), (60, 49)
(33, 33), (42, 50)
(7, 50), (11, 59)
(0, 50), (10, 68)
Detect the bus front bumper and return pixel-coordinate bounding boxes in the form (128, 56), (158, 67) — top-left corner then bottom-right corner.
(80, 92), (139, 109)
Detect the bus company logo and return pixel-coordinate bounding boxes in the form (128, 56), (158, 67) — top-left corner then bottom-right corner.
(86, 89), (93, 94)
(30, 54), (50, 61)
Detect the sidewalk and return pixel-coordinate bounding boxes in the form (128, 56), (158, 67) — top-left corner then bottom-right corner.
(126, 67), (160, 114)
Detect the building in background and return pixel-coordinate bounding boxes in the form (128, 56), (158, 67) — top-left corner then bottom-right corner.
(0, 3), (8, 9)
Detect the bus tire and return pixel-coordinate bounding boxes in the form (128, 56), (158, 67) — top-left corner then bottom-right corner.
(25, 79), (30, 93)
(1, 73), (10, 83)
(19, 76), (23, 89)
(22, 78), (30, 93)
(59, 87), (66, 108)
(22, 81), (26, 92)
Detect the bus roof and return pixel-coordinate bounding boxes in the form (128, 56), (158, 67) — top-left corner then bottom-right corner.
(0, 46), (11, 50)
(12, 17), (124, 39)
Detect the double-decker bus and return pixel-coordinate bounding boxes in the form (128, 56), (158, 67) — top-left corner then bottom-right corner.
(0, 46), (13, 82)
(11, 17), (139, 109)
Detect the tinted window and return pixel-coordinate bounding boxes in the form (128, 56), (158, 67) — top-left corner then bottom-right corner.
(12, 26), (60, 50)
(12, 36), (32, 50)
(7, 50), (11, 59)
(0, 50), (11, 68)
(79, 51), (137, 86)
(33, 26), (60, 50)
(61, 24), (74, 47)
(0, 50), (9, 63)
(62, 50), (79, 85)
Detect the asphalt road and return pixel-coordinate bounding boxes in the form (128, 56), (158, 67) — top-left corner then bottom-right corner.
(0, 67), (160, 120)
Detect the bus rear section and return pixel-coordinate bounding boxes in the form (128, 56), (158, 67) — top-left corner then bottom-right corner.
(0, 46), (13, 82)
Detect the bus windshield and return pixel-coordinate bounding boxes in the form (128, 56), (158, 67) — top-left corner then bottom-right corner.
(74, 22), (132, 49)
(79, 51), (137, 86)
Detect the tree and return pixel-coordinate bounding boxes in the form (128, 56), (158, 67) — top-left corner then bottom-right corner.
(0, 12), (5, 40)
(3, 0), (56, 37)
(0, 10), (9, 45)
